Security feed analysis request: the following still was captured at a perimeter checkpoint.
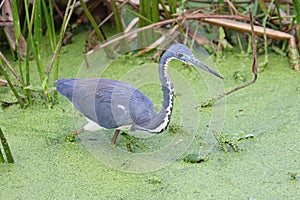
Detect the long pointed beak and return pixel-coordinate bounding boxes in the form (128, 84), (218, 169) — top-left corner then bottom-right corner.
(187, 55), (224, 79)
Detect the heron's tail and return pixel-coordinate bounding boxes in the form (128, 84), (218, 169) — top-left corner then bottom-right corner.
(56, 79), (76, 100)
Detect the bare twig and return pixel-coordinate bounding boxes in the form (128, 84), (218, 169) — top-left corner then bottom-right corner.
(88, 9), (298, 69)
(200, 11), (258, 107)
(225, 0), (241, 16)
(221, 12), (258, 98)
(0, 60), (24, 108)
(0, 51), (21, 83)
(93, 14), (249, 51)
(51, 0), (64, 20)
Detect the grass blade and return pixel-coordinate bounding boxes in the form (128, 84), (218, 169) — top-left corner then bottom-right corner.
(111, 0), (125, 33)
(167, 0), (177, 15)
(152, 0), (160, 23)
(0, 128), (14, 163)
(11, 0), (25, 90)
(292, 0), (300, 49)
(79, 0), (106, 42)
(159, 0), (171, 18)
(23, 0), (34, 105)
(42, 0), (56, 52)
(33, 0), (45, 83)
(292, 0), (300, 23)
(0, 147), (4, 163)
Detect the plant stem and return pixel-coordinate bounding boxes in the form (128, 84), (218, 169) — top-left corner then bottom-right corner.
(0, 148), (4, 163)
(159, 0), (171, 19)
(0, 51), (21, 83)
(33, 0), (45, 83)
(293, 0), (300, 23)
(24, 0), (34, 105)
(11, 0), (24, 91)
(25, 32), (32, 105)
(79, 0), (106, 42)
(274, 0), (283, 31)
(0, 128), (15, 163)
(0, 56), (24, 108)
(152, 0), (160, 23)
(111, 0), (125, 33)
(42, 0), (57, 52)
(261, 0), (275, 68)
(167, 0), (177, 15)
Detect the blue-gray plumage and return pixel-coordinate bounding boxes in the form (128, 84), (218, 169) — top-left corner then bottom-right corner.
(56, 44), (223, 144)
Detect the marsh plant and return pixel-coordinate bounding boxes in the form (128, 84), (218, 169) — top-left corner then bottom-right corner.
(0, 0), (299, 108)
(1, 0), (74, 107)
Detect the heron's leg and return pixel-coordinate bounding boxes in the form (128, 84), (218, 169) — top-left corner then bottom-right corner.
(111, 129), (120, 144)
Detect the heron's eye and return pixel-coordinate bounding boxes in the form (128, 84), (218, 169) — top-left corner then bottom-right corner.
(177, 52), (183, 57)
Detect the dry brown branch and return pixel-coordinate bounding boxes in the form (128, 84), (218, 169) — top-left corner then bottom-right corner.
(95, 14), (251, 50)
(0, 51), (22, 83)
(203, 17), (299, 70)
(92, 11), (298, 70)
(124, 17), (139, 33)
(223, 12), (258, 97)
(51, 0), (64, 20)
(225, 0), (240, 16)
(203, 18), (293, 40)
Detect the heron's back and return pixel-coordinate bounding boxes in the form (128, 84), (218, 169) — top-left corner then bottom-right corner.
(56, 78), (157, 130)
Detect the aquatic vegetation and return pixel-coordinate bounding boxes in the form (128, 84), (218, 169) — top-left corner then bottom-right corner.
(288, 172), (298, 181)
(181, 153), (208, 164)
(214, 131), (241, 153)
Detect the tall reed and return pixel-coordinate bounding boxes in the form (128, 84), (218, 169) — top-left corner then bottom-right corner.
(0, 128), (14, 163)
(8, 0), (74, 106)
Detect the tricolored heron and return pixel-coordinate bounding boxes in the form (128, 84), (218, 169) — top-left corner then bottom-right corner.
(56, 44), (223, 144)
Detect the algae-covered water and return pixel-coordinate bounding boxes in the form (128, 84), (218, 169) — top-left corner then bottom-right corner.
(0, 32), (299, 199)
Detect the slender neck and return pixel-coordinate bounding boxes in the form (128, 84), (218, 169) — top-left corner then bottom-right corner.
(131, 52), (175, 133)
(143, 54), (175, 133)
(159, 56), (174, 114)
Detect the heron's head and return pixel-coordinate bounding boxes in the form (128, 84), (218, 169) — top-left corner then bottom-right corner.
(166, 44), (223, 79)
